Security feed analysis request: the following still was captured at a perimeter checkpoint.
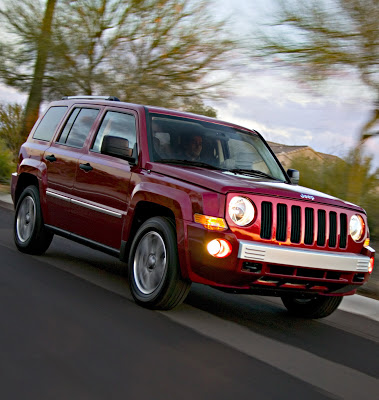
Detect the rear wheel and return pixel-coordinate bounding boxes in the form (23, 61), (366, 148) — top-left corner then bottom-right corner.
(128, 217), (191, 310)
(281, 295), (343, 319)
(14, 185), (53, 255)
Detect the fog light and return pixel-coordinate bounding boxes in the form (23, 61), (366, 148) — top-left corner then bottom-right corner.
(207, 239), (232, 258)
(369, 257), (374, 274)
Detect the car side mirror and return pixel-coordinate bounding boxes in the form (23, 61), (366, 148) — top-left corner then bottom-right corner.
(101, 135), (136, 164)
(287, 168), (300, 185)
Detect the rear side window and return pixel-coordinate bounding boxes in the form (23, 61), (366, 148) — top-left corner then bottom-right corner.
(58, 108), (99, 148)
(33, 106), (67, 141)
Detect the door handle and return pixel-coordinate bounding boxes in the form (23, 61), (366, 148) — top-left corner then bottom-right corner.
(79, 163), (93, 172)
(45, 154), (57, 162)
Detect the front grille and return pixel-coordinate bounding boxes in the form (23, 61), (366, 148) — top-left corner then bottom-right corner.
(261, 202), (272, 239)
(290, 206), (301, 243)
(304, 208), (314, 245)
(276, 204), (287, 241)
(329, 212), (337, 247)
(260, 201), (348, 249)
(268, 264), (341, 280)
(317, 209), (326, 246)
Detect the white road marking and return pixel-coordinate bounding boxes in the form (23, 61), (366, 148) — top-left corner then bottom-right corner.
(160, 304), (379, 400)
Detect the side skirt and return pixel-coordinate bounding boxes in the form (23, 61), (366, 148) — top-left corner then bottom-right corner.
(45, 225), (120, 258)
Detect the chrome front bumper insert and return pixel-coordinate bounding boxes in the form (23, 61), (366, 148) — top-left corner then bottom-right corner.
(238, 241), (370, 272)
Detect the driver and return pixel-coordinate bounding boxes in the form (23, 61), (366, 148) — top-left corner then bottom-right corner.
(183, 135), (203, 161)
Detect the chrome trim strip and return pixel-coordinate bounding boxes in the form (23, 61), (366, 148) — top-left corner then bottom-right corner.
(46, 190), (70, 202)
(71, 199), (122, 218)
(238, 241), (370, 272)
(46, 189), (122, 218)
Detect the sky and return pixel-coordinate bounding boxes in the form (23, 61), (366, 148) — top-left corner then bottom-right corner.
(211, 0), (379, 169)
(0, 0), (378, 169)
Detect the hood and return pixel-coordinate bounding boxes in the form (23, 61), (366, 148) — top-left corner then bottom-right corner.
(148, 162), (364, 213)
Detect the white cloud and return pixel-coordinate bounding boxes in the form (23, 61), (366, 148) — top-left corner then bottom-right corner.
(0, 86), (26, 104)
(210, 68), (378, 169)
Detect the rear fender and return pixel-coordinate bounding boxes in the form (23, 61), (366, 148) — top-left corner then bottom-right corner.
(14, 159), (48, 216)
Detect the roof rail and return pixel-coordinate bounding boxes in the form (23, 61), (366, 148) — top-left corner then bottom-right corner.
(61, 95), (120, 101)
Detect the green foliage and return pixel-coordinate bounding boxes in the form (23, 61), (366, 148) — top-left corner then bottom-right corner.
(0, 103), (25, 162)
(290, 148), (379, 238)
(251, 0), (379, 139)
(253, 0), (378, 91)
(0, 139), (14, 184)
(0, 0), (238, 110)
(183, 99), (217, 117)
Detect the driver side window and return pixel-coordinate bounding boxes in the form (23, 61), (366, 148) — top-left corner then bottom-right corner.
(92, 111), (136, 152)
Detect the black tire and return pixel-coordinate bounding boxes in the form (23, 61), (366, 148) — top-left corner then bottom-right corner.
(281, 295), (343, 319)
(14, 185), (53, 255)
(128, 217), (191, 310)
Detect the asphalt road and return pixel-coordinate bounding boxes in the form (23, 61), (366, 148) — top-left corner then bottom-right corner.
(0, 206), (378, 399)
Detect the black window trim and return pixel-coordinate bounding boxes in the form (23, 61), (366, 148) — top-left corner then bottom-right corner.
(89, 107), (138, 154)
(54, 105), (101, 149)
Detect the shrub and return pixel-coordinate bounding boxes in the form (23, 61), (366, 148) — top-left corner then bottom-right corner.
(0, 139), (14, 184)
(0, 103), (25, 163)
(290, 148), (379, 239)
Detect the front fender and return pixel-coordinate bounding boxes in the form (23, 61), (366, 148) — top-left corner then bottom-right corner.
(127, 181), (193, 226)
(125, 182), (194, 280)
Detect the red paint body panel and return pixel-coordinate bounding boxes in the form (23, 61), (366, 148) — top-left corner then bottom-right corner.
(71, 152), (131, 248)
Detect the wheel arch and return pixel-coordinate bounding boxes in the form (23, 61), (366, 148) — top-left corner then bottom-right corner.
(14, 172), (40, 206)
(128, 200), (176, 244)
(121, 184), (193, 279)
(121, 200), (177, 262)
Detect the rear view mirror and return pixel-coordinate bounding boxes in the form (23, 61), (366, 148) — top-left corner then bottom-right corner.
(101, 135), (136, 163)
(287, 168), (300, 185)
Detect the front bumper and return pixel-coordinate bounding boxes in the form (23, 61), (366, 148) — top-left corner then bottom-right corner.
(238, 241), (371, 273)
(184, 222), (374, 296)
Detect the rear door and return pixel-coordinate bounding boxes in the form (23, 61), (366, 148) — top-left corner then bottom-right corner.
(43, 106), (101, 230)
(70, 108), (137, 250)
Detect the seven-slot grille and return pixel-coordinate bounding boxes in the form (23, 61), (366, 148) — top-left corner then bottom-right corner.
(260, 201), (348, 249)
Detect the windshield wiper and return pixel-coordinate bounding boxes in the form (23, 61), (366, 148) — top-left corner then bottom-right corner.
(156, 159), (224, 170)
(229, 168), (281, 181)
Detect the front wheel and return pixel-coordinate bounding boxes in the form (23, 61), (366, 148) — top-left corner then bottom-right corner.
(281, 295), (343, 319)
(128, 217), (191, 310)
(14, 185), (53, 255)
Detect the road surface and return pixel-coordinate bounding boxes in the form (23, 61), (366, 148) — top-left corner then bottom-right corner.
(0, 206), (378, 399)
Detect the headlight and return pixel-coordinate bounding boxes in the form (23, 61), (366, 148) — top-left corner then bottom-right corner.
(228, 196), (255, 226)
(349, 215), (365, 242)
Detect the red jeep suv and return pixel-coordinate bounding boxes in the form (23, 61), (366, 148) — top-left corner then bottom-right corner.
(11, 96), (375, 318)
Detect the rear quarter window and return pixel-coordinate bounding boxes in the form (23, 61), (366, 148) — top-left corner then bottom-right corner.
(32, 106), (67, 141)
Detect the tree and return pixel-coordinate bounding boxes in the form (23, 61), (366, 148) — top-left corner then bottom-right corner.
(0, 0), (237, 135)
(290, 148), (379, 238)
(183, 99), (217, 117)
(251, 0), (379, 141)
(0, 103), (25, 162)
(0, 0), (57, 139)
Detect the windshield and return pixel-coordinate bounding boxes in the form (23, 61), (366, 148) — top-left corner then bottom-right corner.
(149, 114), (287, 182)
